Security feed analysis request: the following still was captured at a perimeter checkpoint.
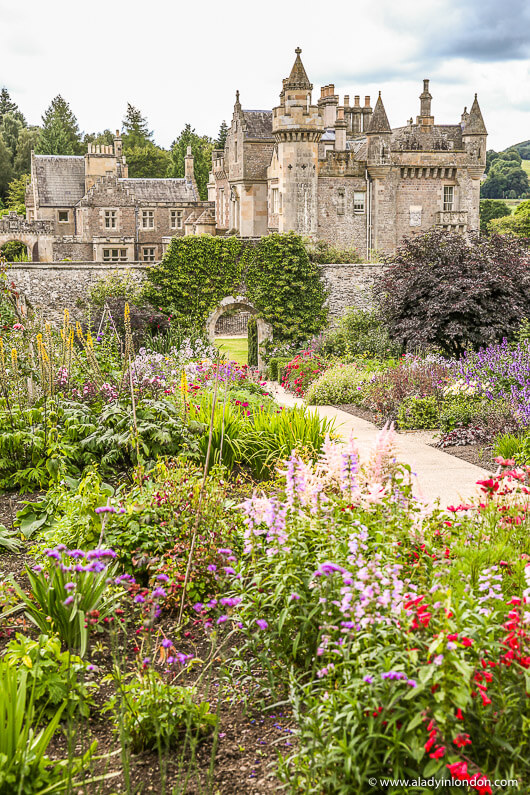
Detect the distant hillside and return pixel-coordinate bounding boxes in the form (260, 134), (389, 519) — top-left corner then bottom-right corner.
(505, 140), (530, 159)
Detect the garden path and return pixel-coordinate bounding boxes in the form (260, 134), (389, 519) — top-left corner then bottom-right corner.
(268, 384), (490, 508)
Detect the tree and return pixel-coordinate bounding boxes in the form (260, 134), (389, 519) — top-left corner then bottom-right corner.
(377, 230), (530, 356)
(481, 153), (529, 199)
(13, 127), (40, 175)
(0, 137), (13, 199)
(37, 95), (83, 155)
(0, 112), (23, 163)
(84, 129), (114, 146)
(168, 124), (214, 200)
(479, 199), (511, 233)
(5, 174), (29, 210)
(122, 104), (152, 147)
(216, 120), (229, 150)
(123, 144), (170, 178)
(489, 200), (530, 238)
(0, 88), (25, 127)
(120, 105), (169, 178)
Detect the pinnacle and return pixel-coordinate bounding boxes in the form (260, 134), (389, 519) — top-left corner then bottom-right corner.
(367, 93), (391, 134)
(465, 94), (487, 135)
(284, 47), (312, 91)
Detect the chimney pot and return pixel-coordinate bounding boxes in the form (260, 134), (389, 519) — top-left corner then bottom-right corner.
(365, 96), (370, 107)
(344, 95), (350, 106)
(354, 95), (360, 107)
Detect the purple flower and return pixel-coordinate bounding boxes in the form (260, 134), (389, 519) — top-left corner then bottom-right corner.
(207, 564), (217, 572)
(290, 593), (301, 601)
(217, 615), (228, 624)
(219, 596), (241, 607)
(363, 675), (374, 684)
(134, 595), (145, 603)
(161, 638), (172, 648)
(63, 595), (74, 606)
(256, 619), (268, 630)
(192, 602), (203, 613)
(218, 548), (233, 555)
(151, 587), (167, 599)
(433, 654), (444, 666)
(64, 582), (76, 591)
(95, 506), (117, 514)
(156, 574), (169, 582)
(407, 679), (417, 688)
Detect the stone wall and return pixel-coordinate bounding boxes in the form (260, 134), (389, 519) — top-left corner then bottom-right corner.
(7, 261), (384, 327)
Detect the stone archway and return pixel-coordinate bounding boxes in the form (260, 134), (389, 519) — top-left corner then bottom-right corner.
(206, 295), (272, 371)
(0, 213), (54, 262)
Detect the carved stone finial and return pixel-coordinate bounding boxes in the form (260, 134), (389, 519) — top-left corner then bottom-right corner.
(295, 47), (302, 55)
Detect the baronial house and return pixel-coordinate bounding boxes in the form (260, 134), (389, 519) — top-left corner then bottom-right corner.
(0, 49), (486, 262)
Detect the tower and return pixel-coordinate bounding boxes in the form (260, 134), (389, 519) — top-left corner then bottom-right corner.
(366, 92), (392, 252)
(462, 94), (487, 229)
(271, 48), (324, 236)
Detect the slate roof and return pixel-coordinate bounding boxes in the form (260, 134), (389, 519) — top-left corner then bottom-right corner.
(368, 94), (391, 134)
(284, 48), (312, 91)
(119, 178), (199, 202)
(464, 95), (487, 135)
(242, 110), (273, 140)
(34, 155), (85, 207)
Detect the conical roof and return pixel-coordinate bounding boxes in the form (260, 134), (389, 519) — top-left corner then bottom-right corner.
(464, 94), (487, 135)
(283, 47), (312, 91)
(367, 92), (391, 134)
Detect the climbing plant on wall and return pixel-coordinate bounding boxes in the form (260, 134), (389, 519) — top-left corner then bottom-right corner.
(247, 317), (258, 366)
(143, 235), (249, 327)
(143, 232), (328, 343)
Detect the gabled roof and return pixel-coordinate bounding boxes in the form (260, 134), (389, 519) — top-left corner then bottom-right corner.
(242, 110), (273, 140)
(367, 93), (391, 134)
(464, 95), (487, 135)
(33, 155), (85, 207)
(119, 178), (199, 202)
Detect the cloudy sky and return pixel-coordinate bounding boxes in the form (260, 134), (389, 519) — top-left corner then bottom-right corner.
(1, 0), (528, 151)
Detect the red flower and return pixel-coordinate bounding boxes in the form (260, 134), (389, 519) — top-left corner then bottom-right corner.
(447, 761), (468, 778)
(429, 745), (446, 759)
(461, 637), (473, 647)
(424, 736), (436, 753)
(453, 733), (472, 748)
(455, 708), (464, 720)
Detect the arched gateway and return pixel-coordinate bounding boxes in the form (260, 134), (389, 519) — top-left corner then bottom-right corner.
(0, 213), (54, 262)
(206, 296), (272, 371)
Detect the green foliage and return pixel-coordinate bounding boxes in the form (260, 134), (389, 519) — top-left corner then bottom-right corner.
(493, 433), (524, 461)
(0, 662), (65, 794)
(479, 199), (511, 233)
(144, 235), (248, 326)
(6, 173), (29, 208)
(322, 307), (401, 359)
(168, 123), (214, 200)
(0, 112), (23, 163)
(13, 128), (40, 176)
(145, 233), (328, 345)
(305, 238), (363, 264)
(246, 233), (328, 343)
(397, 395), (439, 430)
(281, 351), (328, 397)
(11, 549), (120, 656)
(306, 364), (371, 406)
(4, 633), (96, 718)
(489, 200), (530, 238)
(120, 104), (170, 178)
(0, 88), (25, 127)
(37, 95), (83, 156)
(88, 268), (144, 307)
(215, 120), (229, 150)
(266, 356), (292, 381)
(481, 149), (530, 199)
(0, 135), (13, 198)
(439, 398), (482, 432)
(103, 671), (217, 752)
(247, 317), (258, 367)
(0, 240), (28, 261)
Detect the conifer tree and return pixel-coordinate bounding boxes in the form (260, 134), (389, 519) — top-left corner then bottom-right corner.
(168, 124), (214, 200)
(0, 88), (25, 126)
(0, 136), (13, 199)
(121, 104), (169, 178)
(0, 113), (23, 163)
(122, 104), (152, 147)
(216, 120), (229, 150)
(13, 127), (40, 176)
(37, 96), (82, 155)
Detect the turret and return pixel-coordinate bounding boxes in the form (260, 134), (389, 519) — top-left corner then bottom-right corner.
(272, 48), (324, 235)
(366, 92), (391, 163)
(462, 94), (487, 169)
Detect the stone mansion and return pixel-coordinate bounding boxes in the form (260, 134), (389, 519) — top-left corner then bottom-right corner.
(0, 48), (486, 261)
(208, 48), (487, 257)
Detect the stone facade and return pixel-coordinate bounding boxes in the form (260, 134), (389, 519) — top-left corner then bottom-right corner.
(9, 137), (214, 262)
(9, 261), (380, 326)
(208, 50), (487, 256)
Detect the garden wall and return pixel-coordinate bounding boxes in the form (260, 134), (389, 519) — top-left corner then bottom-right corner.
(7, 261), (385, 325)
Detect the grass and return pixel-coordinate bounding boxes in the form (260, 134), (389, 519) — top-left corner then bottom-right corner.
(214, 336), (248, 365)
(521, 160), (530, 177)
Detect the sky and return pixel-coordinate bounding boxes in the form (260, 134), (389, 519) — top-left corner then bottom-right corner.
(1, 0), (529, 152)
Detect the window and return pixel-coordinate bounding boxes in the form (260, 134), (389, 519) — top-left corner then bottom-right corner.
(103, 248), (128, 262)
(353, 192), (366, 213)
(234, 140), (238, 162)
(58, 210), (69, 222)
(219, 189), (225, 219)
(142, 247), (156, 262)
(271, 188), (279, 214)
(104, 210), (117, 229)
(170, 209), (183, 230)
(443, 186), (454, 211)
(337, 188), (345, 215)
(142, 210), (154, 229)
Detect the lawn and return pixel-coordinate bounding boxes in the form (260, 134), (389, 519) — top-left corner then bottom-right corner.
(214, 335), (248, 365)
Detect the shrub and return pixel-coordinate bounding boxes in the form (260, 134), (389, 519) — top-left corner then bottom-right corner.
(247, 316), (258, 367)
(305, 238), (363, 264)
(378, 230), (530, 356)
(439, 398), (483, 432)
(479, 199), (511, 233)
(397, 395), (439, 429)
(306, 363), (371, 405)
(266, 356), (292, 381)
(322, 307), (401, 359)
(88, 298), (169, 346)
(493, 432), (524, 461)
(281, 351), (328, 397)
(88, 269), (145, 307)
(104, 672), (217, 753)
(362, 359), (449, 420)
